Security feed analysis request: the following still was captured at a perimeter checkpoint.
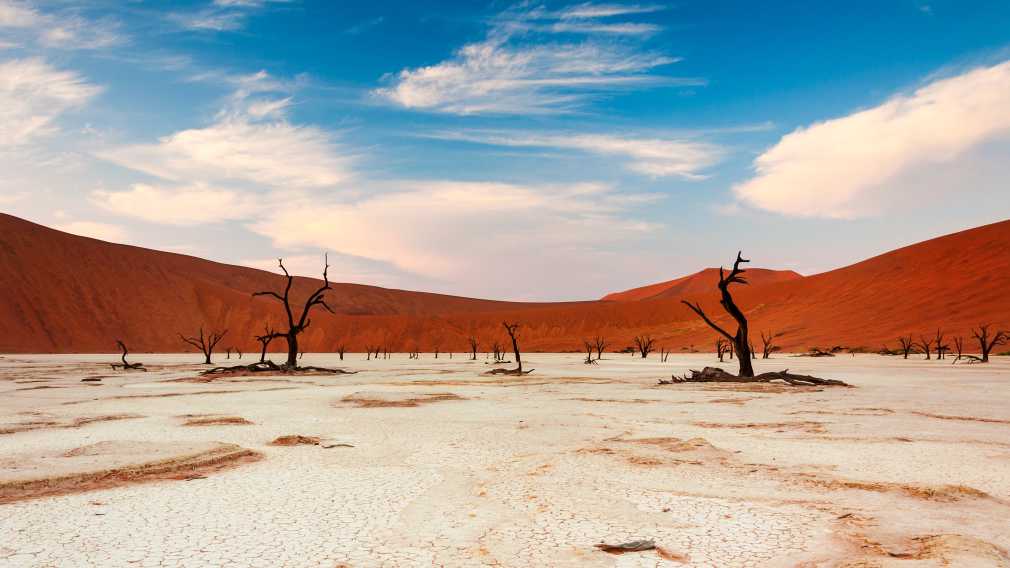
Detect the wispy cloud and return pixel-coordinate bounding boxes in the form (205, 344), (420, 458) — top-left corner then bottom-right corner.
(733, 59), (1010, 218)
(168, 0), (291, 32)
(249, 180), (661, 287)
(93, 183), (263, 226)
(0, 0), (125, 49)
(97, 70), (351, 191)
(430, 130), (724, 179)
(375, 2), (690, 115)
(0, 57), (101, 147)
(557, 3), (664, 19)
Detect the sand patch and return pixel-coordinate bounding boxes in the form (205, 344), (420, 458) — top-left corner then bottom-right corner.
(269, 435), (321, 446)
(0, 441), (260, 504)
(338, 391), (465, 408)
(0, 414), (143, 435)
(795, 474), (992, 503)
(840, 534), (1010, 567)
(911, 411), (1010, 425)
(61, 386), (298, 405)
(693, 420), (827, 434)
(182, 416), (254, 426)
(568, 397), (661, 404)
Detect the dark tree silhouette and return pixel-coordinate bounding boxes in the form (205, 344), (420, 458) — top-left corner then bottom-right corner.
(682, 252), (755, 377)
(594, 336), (608, 360)
(253, 256), (334, 368)
(972, 324), (1008, 363)
(179, 327), (228, 365)
(760, 331), (782, 359)
(336, 344), (346, 361)
(633, 335), (655, 359)
(917, 335), (933, 360)
(659, 347), (671, 362)
(583, 340), (596, 364)
(503, 321), (526, 374)
(951, 336), (966, 364)
(897, 335), (915, 359)
(256, 325), (281, 363)
(111, 340), (146, 371)
(933, 329), (949, 360)
(468, 336), (479, 360)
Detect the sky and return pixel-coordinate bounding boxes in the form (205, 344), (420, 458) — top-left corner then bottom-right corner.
(2, 0), (1010, 301)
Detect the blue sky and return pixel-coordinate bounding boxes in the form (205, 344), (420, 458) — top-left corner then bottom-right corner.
(2, 0), (1010, 300)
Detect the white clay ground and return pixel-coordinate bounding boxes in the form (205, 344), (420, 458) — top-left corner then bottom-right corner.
(1, 353), (1009, 567)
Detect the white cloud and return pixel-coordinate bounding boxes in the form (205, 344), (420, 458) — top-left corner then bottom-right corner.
(377, 39), (678, 114)
(92, 183), (263, 226)
(557, 3), (664, 19)
(734, 60), (1010, 218)
(0, 1), (124, 49)
(52, 220), (128, 242)
(375, 2), (688, 114)
(434, 130), (723, 179)
(250, 180), (659, 284)
(550, 22), (660, 35)
(169, 0), (290, 32)
(98, 118), (353, 189)
(0, 58), (101, 147)
(0, 0), (40, 27)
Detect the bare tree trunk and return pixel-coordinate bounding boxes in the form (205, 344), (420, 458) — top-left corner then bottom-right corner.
(682, 252), (754, 377)
(973, 324), (1009, 363)
(503, 322), (522, 374)
(253, 256), (334, 370)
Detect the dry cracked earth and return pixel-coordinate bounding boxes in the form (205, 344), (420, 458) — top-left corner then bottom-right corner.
(1, 353), (1009, 567)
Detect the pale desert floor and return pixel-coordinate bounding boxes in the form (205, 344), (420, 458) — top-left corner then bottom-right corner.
(1, 353), (1009, 568)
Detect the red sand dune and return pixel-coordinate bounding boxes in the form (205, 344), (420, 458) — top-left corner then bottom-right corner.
(602, 267), (803, 302)
(1, 212), (1008, 354)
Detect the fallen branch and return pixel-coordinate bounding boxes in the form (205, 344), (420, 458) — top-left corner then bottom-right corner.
(659, 366), (851, 387)
(200, 361), (356, 376)
(483, 367), (535, 376)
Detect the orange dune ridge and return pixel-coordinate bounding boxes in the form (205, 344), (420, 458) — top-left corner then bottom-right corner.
(1, 213), (1008, 354)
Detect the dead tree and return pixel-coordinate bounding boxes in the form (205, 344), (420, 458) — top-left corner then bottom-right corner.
(594, 336), (608, 360)
(659, 347), (671, 362)
(253, 255), (334, 368)
(633, 335), (655, 359)
(226, 347), (233, 360)
(336, 344), (346, 360)
(256, 325), (280, 363)
(487, 321), (532, 375)
(951, 336), (966, 364)
(111, 340), (146, 371)
(682, 252), (755, 377)
(179, 327), (228, 365)
(933, 329), (949, 360)
(433, 346), (440, 359)
(715, 338), (729, 362)
(917, 335), (933, 360)
(972, 324), (1009, 363)
(492, 341), (505, 363)
(583, 340), (597, 364)
(897, 335), (915, 359)
(468, 336), (479, 360)
(760, 331), (782, 359)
